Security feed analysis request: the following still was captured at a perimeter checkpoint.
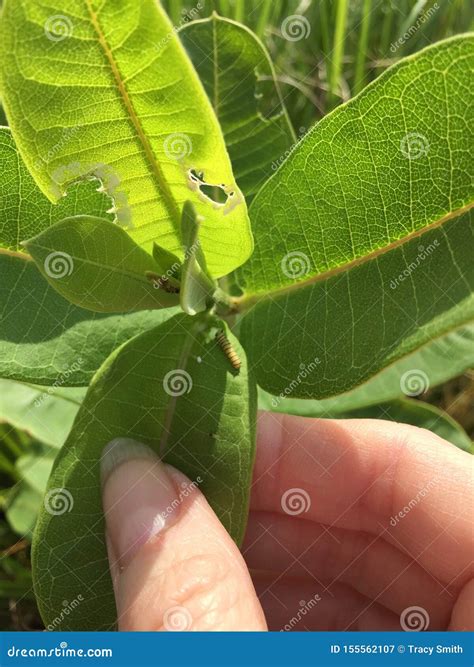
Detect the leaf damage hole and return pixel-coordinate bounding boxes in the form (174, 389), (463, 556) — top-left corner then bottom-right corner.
(187, 169), (242, 214)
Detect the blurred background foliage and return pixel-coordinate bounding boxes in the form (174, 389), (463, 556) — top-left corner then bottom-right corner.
(0, 0), (472, 629)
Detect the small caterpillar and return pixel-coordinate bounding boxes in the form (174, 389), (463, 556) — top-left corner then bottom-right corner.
(215, 330), (241, 371)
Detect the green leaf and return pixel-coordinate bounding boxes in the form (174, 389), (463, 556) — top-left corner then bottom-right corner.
(238, 36), (474, 399)
(344, 400), (473, 454)
(180, 202), (216, 315)
(242, 212), (473, 398)
(0, 0), (253, 277)
(0, 127), (113, 250)
(0, 380), (84, 449)
(6, 483), (42, 539)
(23, 216), (180, 312)
(32, 313), (256, 630)
(152, 243), (182, 282)
(0, 253), (178, 385)
(262, 393), (472, 454)
(180, 13), (296, 201)
(259, 324), (474, 413)
(16, 450), (57, 494)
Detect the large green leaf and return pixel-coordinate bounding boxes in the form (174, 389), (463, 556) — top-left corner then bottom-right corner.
(0, 253), (178, 385)
(33, 313), (256, 630)
(0, 127), (113, 250)
(241, 213), (473, 398)
(7, 446), (57, 539)
(0, 380), (84, 449)
(24, 216), (180, 312)
(261, 394), (472, 454)
(180, 14), (296, 201)
(342, 400), (473, 454)
(259, 324), (474, 413)
(0, 0), (253, 277)
(237, 36), (474, 399)
(6, 483), (42, 539)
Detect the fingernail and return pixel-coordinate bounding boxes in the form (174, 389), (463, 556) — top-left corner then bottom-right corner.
(101, 438), (181, 569)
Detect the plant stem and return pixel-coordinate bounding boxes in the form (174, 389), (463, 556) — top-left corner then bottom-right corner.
(353, 0), (372, 95)
(328, 0), (349, 108)
(234, 0), (245, 23)
(256, 0), (273, 38)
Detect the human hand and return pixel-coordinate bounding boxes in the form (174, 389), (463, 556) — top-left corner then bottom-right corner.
(101, 412), (473, 631)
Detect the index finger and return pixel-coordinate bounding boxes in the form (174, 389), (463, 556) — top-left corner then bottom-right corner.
(251, 411), (474, 586)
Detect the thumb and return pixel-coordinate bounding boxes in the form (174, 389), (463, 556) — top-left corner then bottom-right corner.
(101, 438), (266, 631)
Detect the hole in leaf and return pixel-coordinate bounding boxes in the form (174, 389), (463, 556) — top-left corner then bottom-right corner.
(188, 169), (230, 206)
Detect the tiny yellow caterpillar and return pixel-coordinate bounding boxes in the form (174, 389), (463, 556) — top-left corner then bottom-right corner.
(215, 330), (241, 371)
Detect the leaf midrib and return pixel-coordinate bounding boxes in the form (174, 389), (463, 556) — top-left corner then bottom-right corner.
(158, 318), (207, 458)
(84, 0), (181, 233)
(239, 201), (474, 309)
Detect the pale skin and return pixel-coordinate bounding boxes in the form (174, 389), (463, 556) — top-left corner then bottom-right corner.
(101, 412), (474, 631)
